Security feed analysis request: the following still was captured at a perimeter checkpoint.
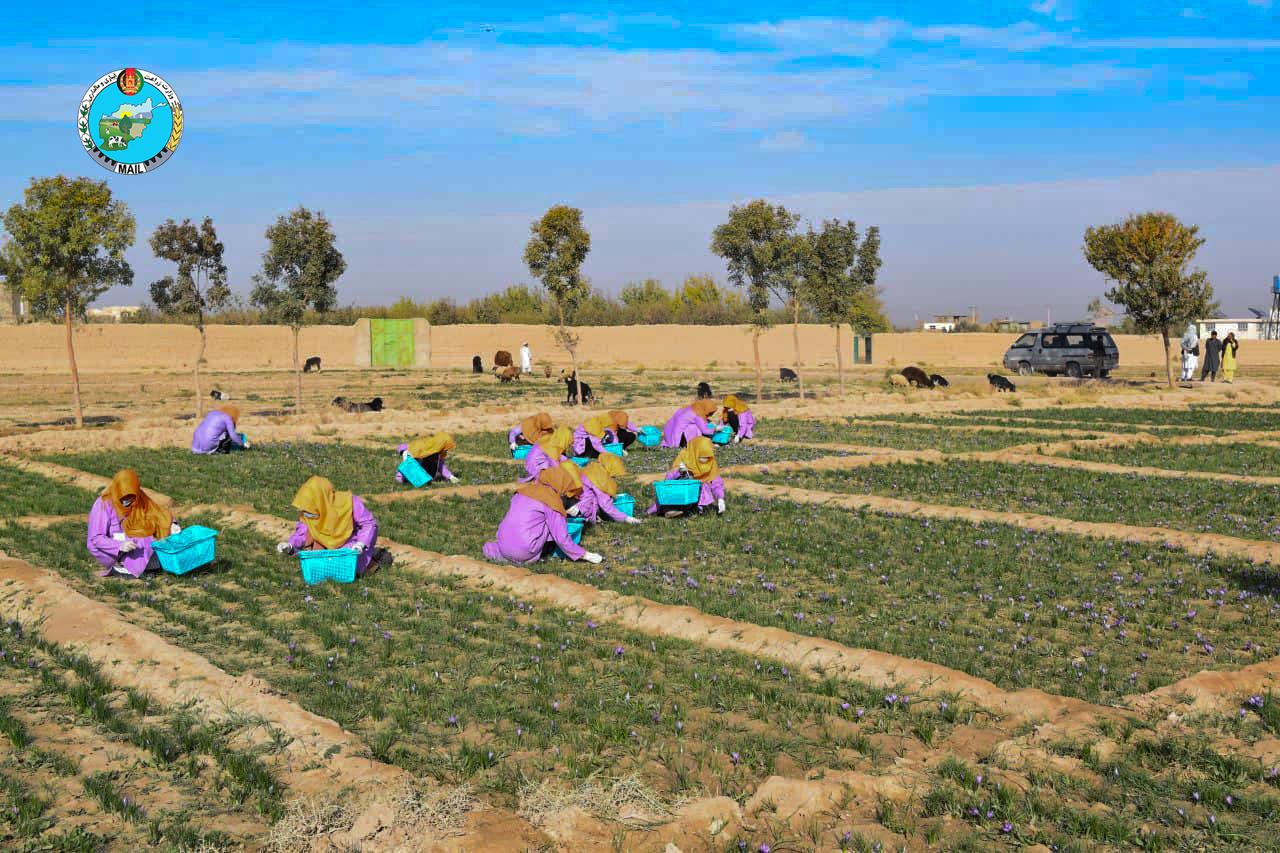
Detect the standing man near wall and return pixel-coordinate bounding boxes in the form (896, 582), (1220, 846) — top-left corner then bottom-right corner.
(520, 342), (533, 374)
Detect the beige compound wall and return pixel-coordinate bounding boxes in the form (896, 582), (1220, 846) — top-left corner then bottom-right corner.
(3, 322), (1278, 373)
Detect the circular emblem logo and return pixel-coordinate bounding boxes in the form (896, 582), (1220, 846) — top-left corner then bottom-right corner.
(78, 68), (182, 175)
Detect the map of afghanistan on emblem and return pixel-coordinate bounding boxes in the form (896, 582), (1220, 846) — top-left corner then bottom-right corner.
(78, 68), (183, 175)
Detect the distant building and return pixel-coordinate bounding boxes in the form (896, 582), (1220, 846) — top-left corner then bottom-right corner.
(86, 305), (142, 322)
(989, 318), (1041, 333)
(0, 280), (27, 323)
(922, 311), (976, 332)
(1196, 318), (1267, 340)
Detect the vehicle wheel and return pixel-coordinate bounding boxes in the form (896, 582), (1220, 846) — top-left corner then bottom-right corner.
(1017, 361), (1032, 376)
(1066, 362), (1082, 379)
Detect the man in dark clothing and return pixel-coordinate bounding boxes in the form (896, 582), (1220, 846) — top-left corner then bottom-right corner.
(1201, 330), (1222, 382)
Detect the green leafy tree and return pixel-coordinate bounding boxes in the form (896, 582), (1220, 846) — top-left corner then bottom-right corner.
(249, 207), (346, 409)
(802, 220), (883, 395)
(620, 278), (673, 323)
(1083, 212), (1214, 387)
(1, 176), (135, 427)
(710, 200), (803, 402)
(149, 217), (230, 418)
(523, 205), (591, 403)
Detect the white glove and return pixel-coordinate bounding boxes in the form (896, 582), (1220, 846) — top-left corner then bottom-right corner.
(678, 463), (688, 472)
(276, 542), (295, 555)
(170, 522), (182, 535)
(242, 439), (252, 449)
(350, 542), (366, 554)
(582, 551), (603, 564)
(510, 442), (518, 451)
(621, 449), (629, 456)
(566, 504), (581, 516)
(446, 474), (460, 484)
(716, 498), (726, 515)
(624, 516), (642, 525)
(733, 435), (742, 444)
(117, 539), (138, 554)
(401, 449), (412, 460)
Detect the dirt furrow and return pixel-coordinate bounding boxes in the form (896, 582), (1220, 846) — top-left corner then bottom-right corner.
(994, 451), (1280, 486)
(727, 479), (1280, 565)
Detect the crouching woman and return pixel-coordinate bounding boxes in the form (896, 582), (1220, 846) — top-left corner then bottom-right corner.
(397, 433), (460, 483)
(647, 436), (726, 516)
(508, 412), (554, 451)
(87, 469), (181, 577)
(277, 476), (387, 574)
(720, 395), (755, 442)
(521, 425), (573, 482)
(661, 399), (718, 448)
(483, 467), (604, 565)
(191, 405), (248, 454)
(576, 454), (640, 525)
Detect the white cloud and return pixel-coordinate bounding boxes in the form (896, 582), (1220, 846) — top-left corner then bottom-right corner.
(1030, 0), (1072, 21)
(758, 130), (810, 152)
(1181, 7), (1206, 18)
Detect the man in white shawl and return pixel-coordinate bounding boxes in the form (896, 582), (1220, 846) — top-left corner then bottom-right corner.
(1180, 324), (1199, 381)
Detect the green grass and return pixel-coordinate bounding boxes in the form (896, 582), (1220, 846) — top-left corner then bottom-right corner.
(873, 404), (1277, 435)
(41, 443), (518, 517)
(868, 411), (1220, 436)
(1058, 439), (1280, 477)
(379, 492), (1280, 704)
(742, 458), (1280, 542)
(0, 518), (981, 804)
(0, 462), (97, 517)
(765, 417), (1093, 451)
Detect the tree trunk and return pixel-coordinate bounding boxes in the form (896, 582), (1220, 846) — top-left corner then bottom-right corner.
(791, 299), (804, 400)
(834, 325), (844, 396)
(194, 322), (206, 420)
(64, 300), (83, 429)
(751, 326), (763, 404)
(1162, 330), (1173, 388)
(557, 303), (584, 407)
(292, 326), (303, 411)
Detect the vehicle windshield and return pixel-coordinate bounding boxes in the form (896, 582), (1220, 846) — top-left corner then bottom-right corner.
(1011, 333), (1036, 348)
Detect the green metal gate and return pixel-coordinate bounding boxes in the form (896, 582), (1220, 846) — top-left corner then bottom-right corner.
(370, 319), (415, 367)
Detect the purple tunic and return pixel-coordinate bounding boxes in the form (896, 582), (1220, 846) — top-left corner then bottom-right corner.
(645, 470), (726, 514)
(572, 425), (608, 456)
(733, 410), (757, 440)
(482, 493), (586, 564)
(577, 476), (630, 523)
(661, 406), (716, 448)
(393, 443), (455, 484)
(288, 494), (379, 574)
(507, 425), (525, 445)
(520, 445), (563, 483)
(86, 498), (159, 577)
(191, 410), (245, 454)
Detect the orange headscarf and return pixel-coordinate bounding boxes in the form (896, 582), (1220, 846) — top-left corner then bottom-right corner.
(691, 399), (718, 419)
(583, 412), (615, 438)
(291, 476), (355, 550)
(557, 459), (584, 490)
(518, 466), (582, 516)
(721, 395), (749, 415)
(219, 405), (241, 425)
(538, 425), (574, 460)
(674, 436), (720, 482)
(610, 410), (630, 429)
(582, 453), (624, 496)
(520, 413), (555, 444)
(407, 433), (455, 459)
(102, 469), (172, 539)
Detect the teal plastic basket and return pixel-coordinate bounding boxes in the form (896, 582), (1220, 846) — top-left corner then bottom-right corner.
(512, 443), (533, 460)
(653, 478), (701, 506)
(299, 548), (359, 584)
(711, 426), (733, 445)
(398, 455), (433, 487)
(552, 516), (586, 559)
(152, 525), (218, 575)
(613, 493), (635, 518)
(603, 442), (624, 457)
(570, 456), (590, 467)
(237, 432), (249, 448)
(637, 426), (662, 448)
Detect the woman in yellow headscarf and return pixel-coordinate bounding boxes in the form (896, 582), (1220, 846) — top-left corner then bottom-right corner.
(191, 404), (249, 453)
(647, 436), (726, 516)
(508, 412), (555, 451)
(578, 452), (640, 524)
(483, 467), (604, 565)
(661, 399), (720, 448)
(278, 476), (386, 574)
(719, 394), (756, 443)
(397, 433), (460, 484)
(521, 425), (574, 482)
(87, 469), (180, 578)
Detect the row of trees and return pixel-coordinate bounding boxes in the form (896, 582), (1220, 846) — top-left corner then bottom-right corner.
(1, 176), (343, 424)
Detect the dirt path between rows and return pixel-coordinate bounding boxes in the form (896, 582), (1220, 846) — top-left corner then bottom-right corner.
(728, 479), (1280, 566)
(994, 451), (1280, 487)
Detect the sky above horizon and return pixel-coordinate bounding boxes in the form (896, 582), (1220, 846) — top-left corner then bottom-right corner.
(2, 1), (1278, 323)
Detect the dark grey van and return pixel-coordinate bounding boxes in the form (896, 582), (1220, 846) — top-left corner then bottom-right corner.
(1002, 323), (1119, 378)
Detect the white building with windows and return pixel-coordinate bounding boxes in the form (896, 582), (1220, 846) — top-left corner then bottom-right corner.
(1195, 318), (1268, 340)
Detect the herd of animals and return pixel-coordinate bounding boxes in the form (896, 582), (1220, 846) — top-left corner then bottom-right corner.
(210, 352), (1021, 417)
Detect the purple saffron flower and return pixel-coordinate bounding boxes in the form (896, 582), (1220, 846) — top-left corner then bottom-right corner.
(1000, 821), (1013, 834)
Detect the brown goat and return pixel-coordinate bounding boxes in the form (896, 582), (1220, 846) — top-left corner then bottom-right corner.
(497, 365), (520, 383)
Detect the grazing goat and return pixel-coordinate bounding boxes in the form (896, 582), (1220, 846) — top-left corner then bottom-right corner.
(303, 356), (322, 373)
(779, 367), (798, 383)
(332, 396), (384, 413)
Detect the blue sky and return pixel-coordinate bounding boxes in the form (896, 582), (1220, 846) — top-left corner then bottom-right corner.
(2, 0), (1278, 323)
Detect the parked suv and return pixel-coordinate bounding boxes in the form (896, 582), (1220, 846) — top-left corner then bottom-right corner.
(1002, 323), (1119, 378)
